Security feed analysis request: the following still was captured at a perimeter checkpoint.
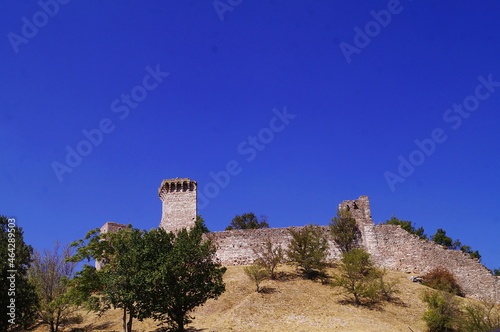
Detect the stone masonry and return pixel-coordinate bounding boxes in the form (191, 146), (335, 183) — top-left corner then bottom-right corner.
(158, 178), (197, 233)
(95, 221), (128, 270)
(99, 179), (500, 303)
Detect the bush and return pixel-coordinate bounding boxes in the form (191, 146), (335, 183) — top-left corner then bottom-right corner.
(287, 224), (329, 279)
(244, 264), (268, 292)
(422, 290), (461, 332)
(331, 248), (398, 305)
(376, 271), (400, 302)
(423, 267), (463, 296)
(252, 238), (283, 279)
(460, 300), (500, 332)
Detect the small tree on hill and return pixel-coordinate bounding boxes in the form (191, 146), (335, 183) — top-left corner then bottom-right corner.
(287, 224), (329, 279)
(493, 268), (500, 276)
(331, 248), (396, 305)
(29, 241), (78, 332)
(69, 225), (225, 332)
(461, 299), (500, 332)
(225, 213), (269, 230)
(68, 227), (150, 332)
(244, 264), (268, 292)
(329, 209), (360, 253)
(421, 290), (461, 332)
(145, 226), (226, 332)
(252, 238), (284, 279)
(383, 215), (427, 240)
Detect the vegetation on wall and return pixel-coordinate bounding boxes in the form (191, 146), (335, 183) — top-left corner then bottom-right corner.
(225, 213), (269, 230)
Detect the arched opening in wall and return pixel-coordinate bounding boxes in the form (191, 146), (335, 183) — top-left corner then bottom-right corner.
(176, 183), (181, 192)
(189, 182), (194, 191)
(183, 182), (188, 192)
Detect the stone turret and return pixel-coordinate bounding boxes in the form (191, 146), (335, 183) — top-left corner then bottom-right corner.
(158, 178), (197, 233)
(338, 195), (373, 225)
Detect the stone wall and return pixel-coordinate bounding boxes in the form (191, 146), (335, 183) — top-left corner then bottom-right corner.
(95, 222), (128, 269)
(372, 224), (500, 302)
(158, 178), (197, 233)
(206, 196), (499, 303)
(204, 226), (342, 266)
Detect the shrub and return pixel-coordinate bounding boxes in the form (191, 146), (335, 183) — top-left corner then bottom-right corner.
(287, 224), (329, 279)
(423, 267), (463, 296)
(422, 290), (461, 332)
(252, 238), (283, 279)
(460, 300), (500, 332)
(244, 264), (268, 292)
(331, 248), (398, 305)
(376, 270), (400, 301)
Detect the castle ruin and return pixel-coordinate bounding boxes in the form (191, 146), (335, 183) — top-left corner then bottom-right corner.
(99, 178), (500, 303)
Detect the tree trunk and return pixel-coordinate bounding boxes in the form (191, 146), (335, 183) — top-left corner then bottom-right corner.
(122, 307), (127, 332)
(127, 308), (134, 332)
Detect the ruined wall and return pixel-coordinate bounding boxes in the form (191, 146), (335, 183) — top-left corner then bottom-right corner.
(158, 178), (197, 233)
(95, 222), (128, 270)
(207, 196), (499, 303)
(97, 184), (500, 303)
(204, 226), (342, 266)
(372, 224), (499, 302)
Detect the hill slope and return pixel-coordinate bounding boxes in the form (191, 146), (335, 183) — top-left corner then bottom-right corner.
(34, 266), (450, 331)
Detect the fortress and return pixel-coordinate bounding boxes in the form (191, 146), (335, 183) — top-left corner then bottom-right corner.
(100, 178), (499, 303)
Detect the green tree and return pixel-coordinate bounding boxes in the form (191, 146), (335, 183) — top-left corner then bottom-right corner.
(383, 215), (427, 240)
(329, 209), (360, 253)
(0, 216), (39, 331)
(431, 230), (481, 260)
(225, 213), (269, 230)
(244, 264), (268, 292)
(331, 248), (391, 305)
(421, 290), (461, 332)
(458, 245), (481, 261)
(29, 241), (78, 332)
(195, 215), (210, 233)
(287, 224), (329, 279)
(146, 226), (226, 332)
(493, 268), (500, 276)
(69, 227), (152, 332)
(252, 237), (283, 279)
(431, 229), (454, 248)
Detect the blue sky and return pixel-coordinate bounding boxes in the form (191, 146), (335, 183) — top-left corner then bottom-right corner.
(1, 1), (499, 270)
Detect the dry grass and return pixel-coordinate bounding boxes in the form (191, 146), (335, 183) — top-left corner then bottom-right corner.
(30, 265), (469, 332)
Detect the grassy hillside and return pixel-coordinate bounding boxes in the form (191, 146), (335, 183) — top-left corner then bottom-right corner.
(31, 265), (467, 332)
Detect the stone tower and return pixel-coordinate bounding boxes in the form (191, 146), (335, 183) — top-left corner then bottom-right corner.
(158, 178), (197, 233)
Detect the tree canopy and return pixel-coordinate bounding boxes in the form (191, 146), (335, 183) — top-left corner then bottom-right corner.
(329, 209), (360, 253)
(68, 224), (225, 332)
(287, 224), (329, 279)
(225, 213), (269, 230)
(29, 241), (78, 332)
(0, 216), (39, 331)
(383, 215), (427, 240)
